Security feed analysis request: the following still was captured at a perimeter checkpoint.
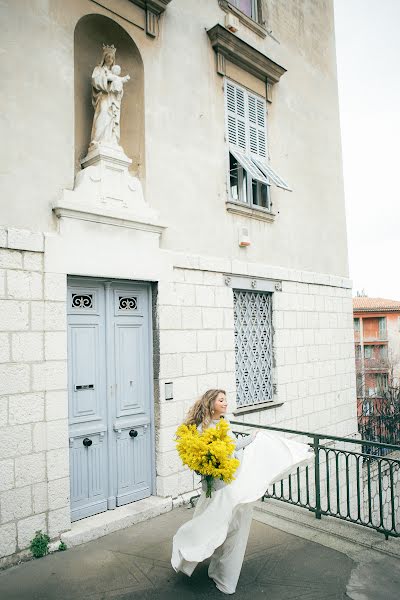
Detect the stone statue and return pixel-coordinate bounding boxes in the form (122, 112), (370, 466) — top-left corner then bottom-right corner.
(90, 45), (130, 151)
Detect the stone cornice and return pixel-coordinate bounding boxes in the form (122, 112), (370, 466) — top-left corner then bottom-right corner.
(207, 24), (286, 84)
(128, 0), (172, 15)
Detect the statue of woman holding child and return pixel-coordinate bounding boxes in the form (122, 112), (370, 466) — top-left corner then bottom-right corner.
(89, 44), (130, 151)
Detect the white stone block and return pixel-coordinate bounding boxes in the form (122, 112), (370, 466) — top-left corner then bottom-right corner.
(33, 422), (47, 452)
(30, 301), (45, 330)
(0, 523), (16, 557)
(197, 372), (218, 392)
(8, 392), (44, 425)
(206, 351), (226, 373)
(159, 354), (183, 379)
(197, 330), (217, 352)
(48, 477), (70, 510)
(195, 286), (215, 307)
(44, 390), (67, 422)
(175, 283), (196, 306)
(182, 352), (206, 376)
(1, 486), (32, 523)
(0, 424), (32, 460)
(44, 272), (67, 302)
(202, 271), (222, 286)
(157, 400), (183, 427)
(0, 248), (22, 269)
(156, 425), (178, 454)
(172, 375), (198, 401)
(215, 286), (233, 308)
(46, 419), (68, 451)
(202, 307), (224, 329)
(44, 302), (66, 331)
(17, 513), (47, 550)
(0, 333), (10, 363)
(0, 227), (7, 248)
(225, 351), (235, 371)
(11, 332), (44, 362)
(7, 270), (43, 300)
(23, 252), (43, 272)
(183, 269), (203, 284)
(48, 506), (71, 538)
(181, 306), (202, 329)
(0, 459), (14, 492)
(0, 270), (5, 298)
(156, 450), (181, 477)
(15, 453), (46, 487)
(223, 308), (234, 330)
(283, 311), (297, 329)
(8, 229), (44, 252)
(44, 331), (67, 360)
(47, 448), (69, 481)
(160, 330), (197, 354)
(216, 330), (234, 351)
(172, 267), (185, 282)
(32, 361), (67, 392)
(158, 305), (182, 329)
(0, 363), (30, 395)
(217, 371), (236, 393)
(0, 397), (7, 426)
(32, 482), (48, 514)
(0, 300), (29, 331)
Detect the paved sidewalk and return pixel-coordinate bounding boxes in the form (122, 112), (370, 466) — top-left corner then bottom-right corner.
(0, 505), (357, 600)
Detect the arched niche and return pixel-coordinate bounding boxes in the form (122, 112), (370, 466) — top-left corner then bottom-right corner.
(74, 14), (145, 179)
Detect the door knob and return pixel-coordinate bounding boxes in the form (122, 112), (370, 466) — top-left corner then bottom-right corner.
(83, 437), (92, 447)
(129, 429), (138, 438)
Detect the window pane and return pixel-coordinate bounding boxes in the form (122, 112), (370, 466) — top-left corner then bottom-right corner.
(354, 318), (360, 332)
(236, 0), (254, 18)
(252, 181), (270, 209)
(229, 153), (239, 201)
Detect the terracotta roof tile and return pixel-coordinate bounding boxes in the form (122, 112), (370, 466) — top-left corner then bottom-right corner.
(353, 297), (400, 312)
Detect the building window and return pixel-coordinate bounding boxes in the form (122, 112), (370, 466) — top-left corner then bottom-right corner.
(354, 318), (360, 332)
(364, 345), (373, 359)
(376, 373), (388, 395)
(362, 399), (374, 416)
(379, 345), (387, 359)
(225, 79), (290, 212)
(378, 317), (387, 338)
(233, 289), (273, 407)
(230, 0), (258, 21)
(355, 345), (361, 359)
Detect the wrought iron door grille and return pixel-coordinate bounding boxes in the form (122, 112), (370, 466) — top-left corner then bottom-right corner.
(233, 289), (273, 407)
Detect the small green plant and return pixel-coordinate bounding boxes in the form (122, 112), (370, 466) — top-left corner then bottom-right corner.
(29, 530), (50, 559)
(58, 541), (67, 552)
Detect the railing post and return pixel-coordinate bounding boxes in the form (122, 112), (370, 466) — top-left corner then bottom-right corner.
(314, 435), (322, 520)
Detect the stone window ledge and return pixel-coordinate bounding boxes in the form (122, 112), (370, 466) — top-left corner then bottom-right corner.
(226, 200), (276, 223)
(218, 0), (267, 38)
(233, 400), (284, 416)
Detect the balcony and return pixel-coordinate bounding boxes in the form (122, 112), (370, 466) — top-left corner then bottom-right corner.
(356, 357), (389, 371)
(362, 331), (388, 342)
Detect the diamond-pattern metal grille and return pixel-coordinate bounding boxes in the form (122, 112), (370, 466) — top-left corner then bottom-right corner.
(233, 290), (273, 407)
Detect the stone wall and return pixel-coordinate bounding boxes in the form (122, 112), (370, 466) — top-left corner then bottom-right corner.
(155, 253), (357, 499)
(0, 228), (70, 564)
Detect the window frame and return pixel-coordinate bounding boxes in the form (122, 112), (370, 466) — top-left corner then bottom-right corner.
(225, 78), (272, 213)
(229, 0), (259, 23)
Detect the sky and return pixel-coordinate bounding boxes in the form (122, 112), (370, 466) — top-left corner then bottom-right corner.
(334, 0), (400, 299)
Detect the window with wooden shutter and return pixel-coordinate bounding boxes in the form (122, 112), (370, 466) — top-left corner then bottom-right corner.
(225, 78), (291, 209)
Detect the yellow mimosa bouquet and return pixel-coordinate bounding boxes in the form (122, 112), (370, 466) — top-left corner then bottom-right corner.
(175, 419), (240, 498)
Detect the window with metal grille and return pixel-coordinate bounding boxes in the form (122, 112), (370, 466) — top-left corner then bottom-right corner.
(233, 289), (273, 407)
(225, 79), (291, 212)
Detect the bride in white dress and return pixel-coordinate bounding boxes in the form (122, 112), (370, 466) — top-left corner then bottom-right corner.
(171, 389), (314, 595)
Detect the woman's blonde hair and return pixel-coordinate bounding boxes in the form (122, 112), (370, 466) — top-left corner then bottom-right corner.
(184, 389), (226, 428)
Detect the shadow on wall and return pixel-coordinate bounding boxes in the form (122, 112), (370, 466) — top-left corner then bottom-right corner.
(74, 13), (145, 179)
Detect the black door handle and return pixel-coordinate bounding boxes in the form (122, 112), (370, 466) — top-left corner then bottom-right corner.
(83, 437), (92, 447)
(129, 429), (138, 438)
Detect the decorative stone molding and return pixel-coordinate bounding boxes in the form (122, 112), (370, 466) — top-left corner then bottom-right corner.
(226, 200), (275, 223)
(129, 0), (172, 36)
(207, 24), (286, 84)
(223, 274), (279, 293)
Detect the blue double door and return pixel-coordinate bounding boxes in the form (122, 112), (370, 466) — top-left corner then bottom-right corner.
(67, 277), (154, 522)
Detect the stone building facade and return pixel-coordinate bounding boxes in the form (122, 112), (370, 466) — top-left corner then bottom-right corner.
(0, 0), (356, 563)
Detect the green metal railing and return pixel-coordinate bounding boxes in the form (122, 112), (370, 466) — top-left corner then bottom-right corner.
(189, 421), (400, 540)
(230, 420), (400, 540)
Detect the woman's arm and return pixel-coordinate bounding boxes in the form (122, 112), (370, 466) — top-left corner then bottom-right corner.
(235, 432), (256, 451)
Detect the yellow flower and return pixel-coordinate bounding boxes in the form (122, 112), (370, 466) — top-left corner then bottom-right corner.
(175, 420), (240, 496)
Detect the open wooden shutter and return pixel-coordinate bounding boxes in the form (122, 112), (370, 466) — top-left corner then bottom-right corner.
(225, 80), (247, 152)
(248, 92), (267, 159)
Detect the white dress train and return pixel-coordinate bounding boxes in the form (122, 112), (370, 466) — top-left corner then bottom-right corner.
(171, 430), (314, 594)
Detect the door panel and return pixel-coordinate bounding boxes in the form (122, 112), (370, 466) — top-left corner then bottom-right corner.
(116, 425), (151, 506)
(114, 324), (144, 416)
(70, 324), (102, 421)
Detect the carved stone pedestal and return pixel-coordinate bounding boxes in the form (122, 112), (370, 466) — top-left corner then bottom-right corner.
(53, 145), (164, 235)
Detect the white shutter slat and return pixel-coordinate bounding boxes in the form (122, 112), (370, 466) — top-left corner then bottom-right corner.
(247, 91), (267, 159)
(230, 148), (270, 186)
(225, 81), (247, 151)
(253, 157), (292, 191)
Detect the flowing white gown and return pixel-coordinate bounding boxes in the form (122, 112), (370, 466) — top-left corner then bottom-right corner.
(171, 429), (314, 594)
